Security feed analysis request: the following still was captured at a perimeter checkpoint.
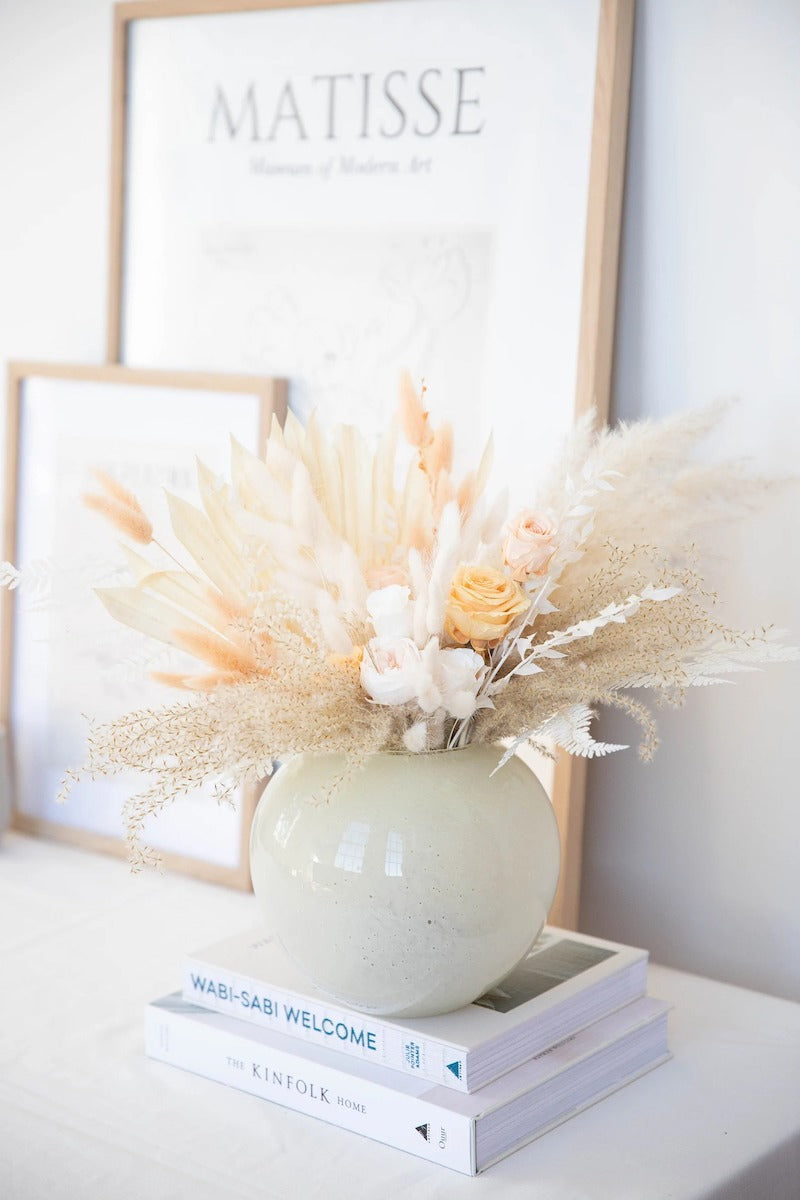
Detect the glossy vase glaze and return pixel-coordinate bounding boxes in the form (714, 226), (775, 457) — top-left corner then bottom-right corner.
(249, 744), (561, 1017)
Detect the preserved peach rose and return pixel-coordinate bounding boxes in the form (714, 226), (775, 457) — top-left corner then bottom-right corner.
(502, 510), (556, 581)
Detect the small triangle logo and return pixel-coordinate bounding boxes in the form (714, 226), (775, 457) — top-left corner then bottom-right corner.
(415, 1123), (430, 1142)
(446, 1060), (462, 1080)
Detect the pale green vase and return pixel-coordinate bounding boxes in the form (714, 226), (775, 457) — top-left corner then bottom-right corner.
(249, 743), (561, 1017)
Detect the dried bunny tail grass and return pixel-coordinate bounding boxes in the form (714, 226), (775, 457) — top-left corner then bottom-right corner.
(455, 434), (495, 521)
(432, 471), (456, 520)
(422, 423), (454, 479)
(172, 627), (263, 676)
(457, 471), (477, 514)
(89, 468), (143, 513)
(399, 372), (431, 448)
(83, 469), (154, 544)
(82, 493), (153, 544)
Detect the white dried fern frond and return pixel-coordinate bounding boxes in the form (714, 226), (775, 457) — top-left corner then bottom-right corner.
(492, 702), (628, 773)
(534, 704), (629, 758)
(1, 559), (55, 597)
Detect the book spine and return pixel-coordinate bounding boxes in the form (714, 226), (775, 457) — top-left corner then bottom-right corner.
(182, 959), (469, 1091)
(146, 1003), (475, 1175)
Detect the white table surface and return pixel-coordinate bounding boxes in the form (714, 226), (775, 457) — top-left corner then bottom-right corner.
(1, 832), (799, 1200)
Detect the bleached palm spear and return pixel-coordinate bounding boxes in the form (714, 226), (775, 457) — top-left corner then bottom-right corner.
(88, 376), (494, 679)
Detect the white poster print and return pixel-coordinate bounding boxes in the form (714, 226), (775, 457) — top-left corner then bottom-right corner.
(155, 226), (493, 444)
(121, 0), (600, 484)
(46, 436), (197, 756)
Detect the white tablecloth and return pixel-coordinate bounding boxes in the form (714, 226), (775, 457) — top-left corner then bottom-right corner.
(1, 833), (799, 1199)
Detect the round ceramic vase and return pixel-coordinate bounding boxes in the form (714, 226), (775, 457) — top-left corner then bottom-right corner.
(249, 744), (561, 1017)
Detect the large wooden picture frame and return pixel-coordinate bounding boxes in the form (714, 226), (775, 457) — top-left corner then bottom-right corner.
(1, 362), (287, 887)
(106, 0), (635, 925)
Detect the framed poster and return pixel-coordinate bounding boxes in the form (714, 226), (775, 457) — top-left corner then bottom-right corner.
(108, 0), (635, 924)
(1, 363), (287, 887)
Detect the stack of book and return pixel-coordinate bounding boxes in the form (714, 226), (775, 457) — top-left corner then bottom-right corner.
(146, 927), (670, 1175)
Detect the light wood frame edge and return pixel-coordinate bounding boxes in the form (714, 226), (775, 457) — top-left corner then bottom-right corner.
(549, 0), (635, 930)
(1, 361), (288, 890)
(0, 364), (23, 752)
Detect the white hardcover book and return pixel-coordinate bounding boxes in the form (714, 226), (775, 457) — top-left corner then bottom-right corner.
(182, 927), (649, 1092)
(146, 993), (670, 1176)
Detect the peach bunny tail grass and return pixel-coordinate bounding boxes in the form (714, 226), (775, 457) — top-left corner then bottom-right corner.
(171, 627), (264, 676)
(82, 468), (154, 544)
(90, 467), (143, 512)
(422, 422), (454, 479)
(399, 372), (432, 449)
(82, 492), (153, 544)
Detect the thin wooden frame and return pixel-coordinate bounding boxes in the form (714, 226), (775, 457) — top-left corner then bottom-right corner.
(106, 0), (635, 926)
(552, 0), (635, 928)
(1, 362), (288, 888)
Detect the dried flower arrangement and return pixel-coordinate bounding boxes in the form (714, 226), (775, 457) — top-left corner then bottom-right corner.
(18, 379), (795, 866)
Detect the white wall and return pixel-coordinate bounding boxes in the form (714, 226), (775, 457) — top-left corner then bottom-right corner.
(0, 0), (111, 370)
(1, 0), (798, 1000)
(580, 0), (800, 1002)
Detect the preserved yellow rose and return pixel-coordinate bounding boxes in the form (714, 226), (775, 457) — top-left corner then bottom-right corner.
(444, 565), (529, 651)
